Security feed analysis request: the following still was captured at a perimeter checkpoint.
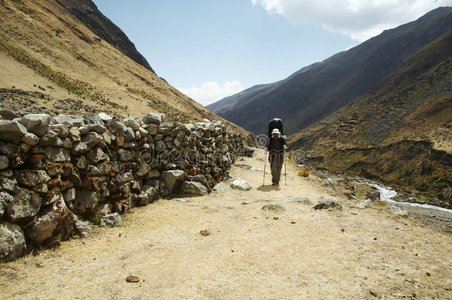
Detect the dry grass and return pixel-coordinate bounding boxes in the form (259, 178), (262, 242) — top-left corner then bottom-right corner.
(297, 165), (310, 177)
(0, 0), (249, 137)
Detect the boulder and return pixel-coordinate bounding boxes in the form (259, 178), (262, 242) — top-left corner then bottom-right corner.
(138, 127), (148, 137)
(155, 140), (166, 152)
(213, 182), (232, 192)
(124, 127), (135, 141)
(262, 204), (286, 213)
(161, 170), (187, 194)
(143, 112), (162, 125)
(388, 205), (408, 216)
(74, 216), (92, 238)
(22, 132), (40, 146)
(43, 189), (64, 206)
(231, 178), (251, 191)
(19, 113), (51, 136)
(356, 199), (372, 209)
(123, 117), (141, 130)
(87, 124), (107, 134)
(40, 130), (63, 147)
(137, 163), (151, 177)
(120, 172), (134, 182)
(118, 149), (134, 162)
(181, 181), (208, 196)
(97, 112), (112, 122)
(63, 188), (76, 204)
(44, 147), (71, 162)
(82, 132), (103, 147)
(0, 176), (16, 193)
(366, 189), (381, 201)
(0, 192), (14, 217)
(88, 147), (108, 163)
(0, 155), (9, 169)
(6, 188), (42, 223)
(100, 213), (123, 227)
(0, 120), (27, 143)
(68, 127), (81, 142)
(15, 170), (51, 187)
(322, 178), (335, 190)
(49, 124), (69, 138)
(0, 142), (18, 157)
(52, 114), (84, 127)
(146, 169), (160, 179)
(135, 186), (158, 206)
(0, 109), (19, 120)
(76, 156), (88, 169)
(190, 175), (210, 190)
(145, 123), (158, 135)
(313, 197), (342, 210)
(0, 222), (26, 262)
(27, 210), (60, 244)
(98, 203), (112, 216)
(73, 190), (100, 214)
(73, 142), (89, 155)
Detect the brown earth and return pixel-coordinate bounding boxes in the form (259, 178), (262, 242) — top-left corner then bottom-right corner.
(1, 149), (451, 299)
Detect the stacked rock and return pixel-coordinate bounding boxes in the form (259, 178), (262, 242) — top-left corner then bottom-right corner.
(0, 111), (245, 261)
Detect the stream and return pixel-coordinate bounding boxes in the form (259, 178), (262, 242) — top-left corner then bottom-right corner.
(372, 184), (452, 220)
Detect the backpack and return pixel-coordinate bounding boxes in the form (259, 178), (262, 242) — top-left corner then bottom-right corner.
(267, 118), (284, 139)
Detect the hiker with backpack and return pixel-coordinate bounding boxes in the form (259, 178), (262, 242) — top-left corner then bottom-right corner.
(267, 118), (287, 186)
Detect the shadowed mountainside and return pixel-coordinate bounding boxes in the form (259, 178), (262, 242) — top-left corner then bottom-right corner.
(208, 7), (452, 136)
(289, 28), (452, 208)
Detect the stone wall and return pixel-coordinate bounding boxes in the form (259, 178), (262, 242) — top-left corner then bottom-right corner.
(0, 111), (245, 261)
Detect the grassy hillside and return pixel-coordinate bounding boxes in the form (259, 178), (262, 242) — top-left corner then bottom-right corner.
(0, 0), (248, 137)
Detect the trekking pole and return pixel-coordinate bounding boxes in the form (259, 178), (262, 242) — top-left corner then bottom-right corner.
(284, 152), (287, 186)
(263, 150), (267, 186)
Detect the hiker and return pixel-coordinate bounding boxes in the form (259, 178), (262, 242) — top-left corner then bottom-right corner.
(267, 128), (286, 186)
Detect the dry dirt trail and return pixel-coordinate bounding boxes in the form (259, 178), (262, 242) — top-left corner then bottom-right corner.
(1, 149), (451, 299)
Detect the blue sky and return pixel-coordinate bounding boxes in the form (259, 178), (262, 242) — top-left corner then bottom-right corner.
(93, 0), (452, 105)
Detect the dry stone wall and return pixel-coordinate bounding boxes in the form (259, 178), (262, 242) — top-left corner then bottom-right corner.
(0, 111), (245, 261)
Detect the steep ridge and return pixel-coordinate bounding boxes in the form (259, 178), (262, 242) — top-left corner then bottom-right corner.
(289, 28), (452, 208)
(0, 0), (246, 135)
(208, 7), (452, 135)
(56, 0), (154, 72)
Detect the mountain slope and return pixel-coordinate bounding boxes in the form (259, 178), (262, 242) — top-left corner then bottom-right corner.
(207, 62), (320, 115)
(56, 0), (154, 73)
(0, 0), (245, 132)
(208, 7), (452, 135)
(289, 28), (452, 207)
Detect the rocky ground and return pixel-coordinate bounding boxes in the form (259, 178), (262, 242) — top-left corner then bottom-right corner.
(1, 149), (451, 299)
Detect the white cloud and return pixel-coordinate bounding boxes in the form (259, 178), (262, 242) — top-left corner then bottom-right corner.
(252, 0), (452, 41)
(178, 81), (244, 106)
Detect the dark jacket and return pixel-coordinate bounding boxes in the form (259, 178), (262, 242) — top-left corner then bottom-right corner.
(267, 137), (286, 152)
(267, 137), (286, 164)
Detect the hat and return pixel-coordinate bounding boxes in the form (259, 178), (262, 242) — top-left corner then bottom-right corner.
(271, 128), (280, 135)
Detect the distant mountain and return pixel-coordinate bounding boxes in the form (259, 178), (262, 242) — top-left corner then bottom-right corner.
(208, 7), (452, 135)
(289, 26), (452, 208)
(0, 0), (246, 133)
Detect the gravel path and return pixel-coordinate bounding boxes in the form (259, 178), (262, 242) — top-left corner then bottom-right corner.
(1, 150), (451, 299)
